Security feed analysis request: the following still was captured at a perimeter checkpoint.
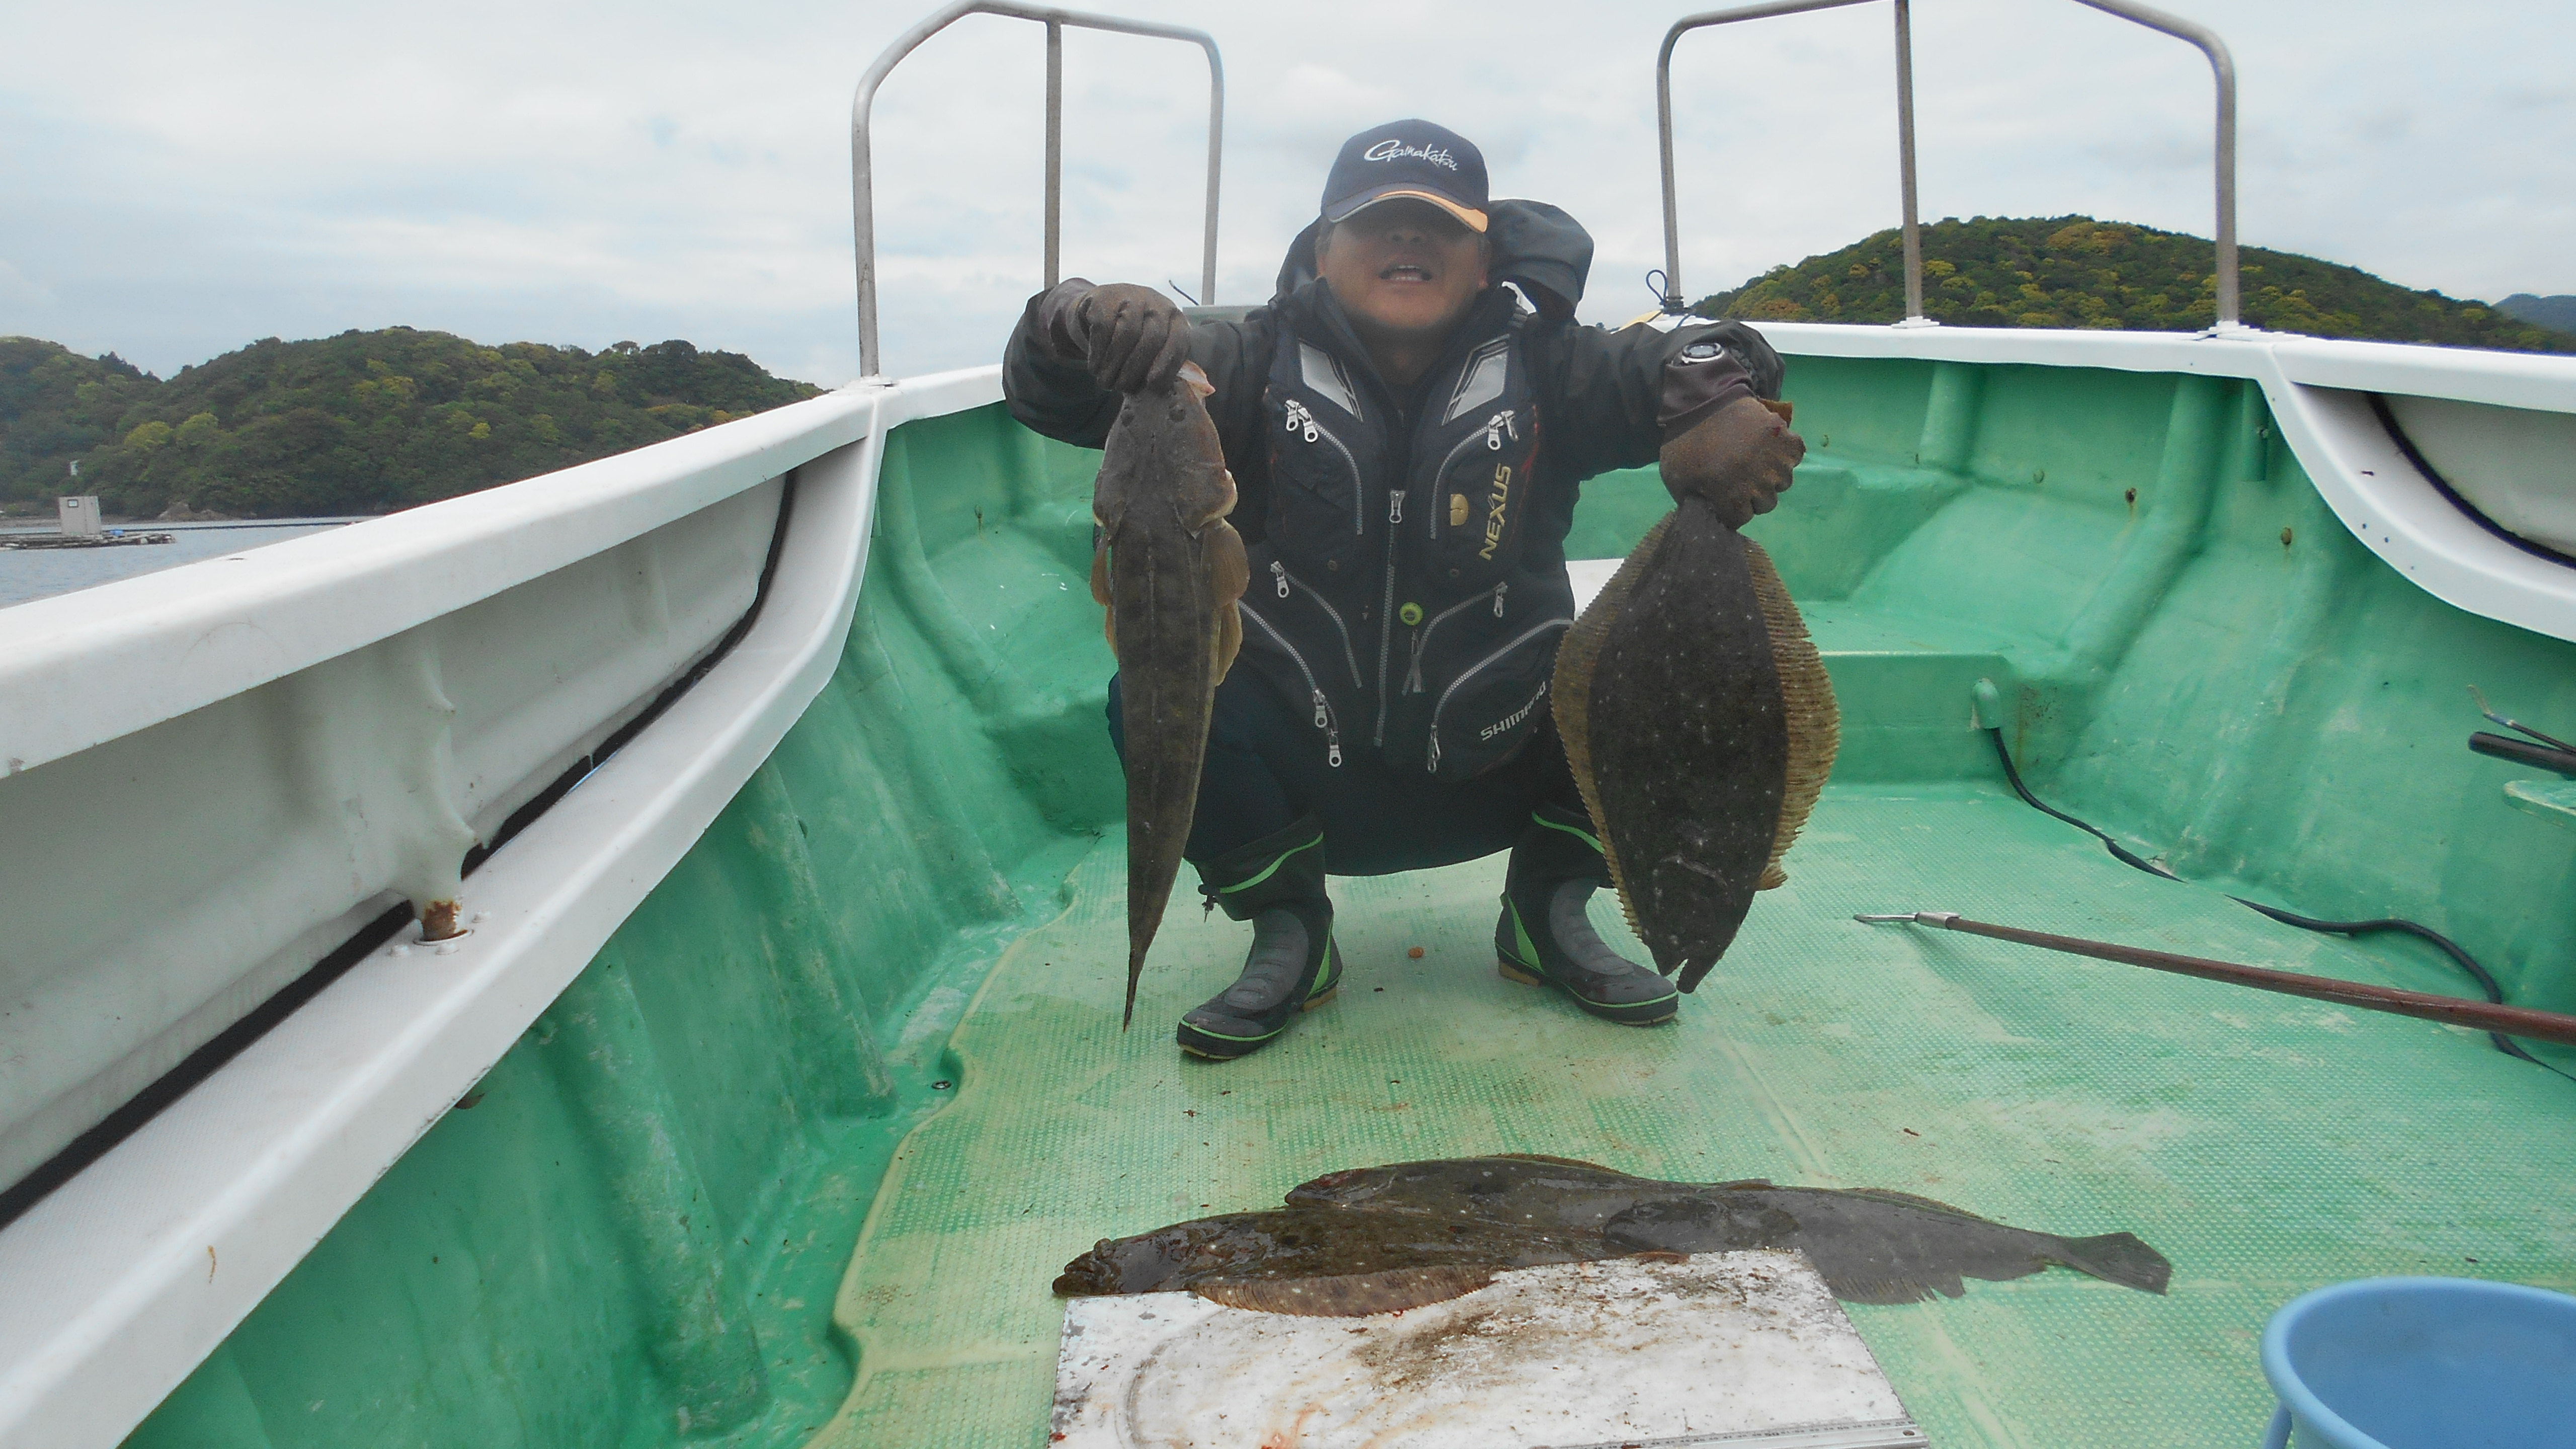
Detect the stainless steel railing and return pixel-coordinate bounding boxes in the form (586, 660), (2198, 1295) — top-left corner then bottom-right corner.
(1656, 0), (2239, 330)
(850, 2), (1225, 379)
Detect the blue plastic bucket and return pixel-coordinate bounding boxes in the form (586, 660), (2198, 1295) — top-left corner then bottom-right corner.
(2261, 1276), (2576, 1447)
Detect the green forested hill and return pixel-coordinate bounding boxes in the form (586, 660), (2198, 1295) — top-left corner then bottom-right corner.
(1693, 216), (2573, 353)
(0, 329), (823, 520)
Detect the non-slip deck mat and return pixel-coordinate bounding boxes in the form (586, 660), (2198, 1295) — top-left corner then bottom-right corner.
(805, 785), (2576, 1448)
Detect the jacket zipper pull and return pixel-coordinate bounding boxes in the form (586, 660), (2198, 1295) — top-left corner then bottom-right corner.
(1485, 409), (1517, 451)
(1317, 691), (1342, 767)
(1311, 689), (1330, 728)
(1272, 560), (1290, 598)
(1389, 490), (1405, 525)
(1426, 726), (1441, 773)
(1493, 582), (1508, 618)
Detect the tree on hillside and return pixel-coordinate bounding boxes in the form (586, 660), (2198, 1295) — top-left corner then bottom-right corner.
(0, 328), (824, 519)
(1692, 216), (2573, 354)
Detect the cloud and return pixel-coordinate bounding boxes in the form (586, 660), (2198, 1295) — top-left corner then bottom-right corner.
(0, 0), (2569, 385)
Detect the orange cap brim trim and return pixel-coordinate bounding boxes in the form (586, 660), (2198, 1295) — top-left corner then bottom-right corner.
(1332, 189), (1489, 233)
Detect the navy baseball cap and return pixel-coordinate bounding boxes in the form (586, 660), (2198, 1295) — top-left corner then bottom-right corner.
(1320, 120), (1489, 233)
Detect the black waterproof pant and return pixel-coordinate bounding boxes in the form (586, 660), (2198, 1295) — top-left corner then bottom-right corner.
(1106, 669), (1588, 876)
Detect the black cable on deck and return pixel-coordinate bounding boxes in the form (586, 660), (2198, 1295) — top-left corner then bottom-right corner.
(1986, 728), (2576, 1084)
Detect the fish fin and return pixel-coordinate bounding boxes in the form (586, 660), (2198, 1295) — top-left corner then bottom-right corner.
(1744, 537), (1838, 891)
(1192, 1266), (1495, 1318)
(1207, 521), (1248, 681)
(2052, 1231), (2174, 1295)
(1552, 509), (1677, 947)
(1091, 545), (1117, 652)
(1834, 1187), (1995, 1221)
(1123, 943), (1144, 1029)
(1214, 602), (1241, 682)
(1491, 1153), (1632, 1174)
(1710, 1178), (1776, 1190)
(1176, 360), (1215, 399)
(1826, 1273), (1963, 1306)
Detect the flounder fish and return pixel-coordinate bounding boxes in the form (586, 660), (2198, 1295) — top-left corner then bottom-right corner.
(1552, 497), (1838, 990)
(1092, 361), (1250, 1026)
(1287, 1155), (2171, 1306)
(1051, 1206), (1605, 1316)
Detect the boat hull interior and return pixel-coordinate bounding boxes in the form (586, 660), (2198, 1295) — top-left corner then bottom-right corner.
(121, 355), (2576, 1448)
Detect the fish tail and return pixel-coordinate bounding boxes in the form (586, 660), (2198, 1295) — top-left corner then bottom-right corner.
(2055, 1231), (2173, 1295)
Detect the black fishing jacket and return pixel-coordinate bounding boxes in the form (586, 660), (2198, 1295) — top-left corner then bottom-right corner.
(1004, 202), (1781, 783)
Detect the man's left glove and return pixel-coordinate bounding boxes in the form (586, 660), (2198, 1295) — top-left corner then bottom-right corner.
(1038, 280), (1192, 394)
(1659, 396), (1804, 529)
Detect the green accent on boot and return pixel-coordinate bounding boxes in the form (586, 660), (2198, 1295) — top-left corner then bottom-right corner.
(1213, 831), (1324, 897)
(1502, 896), (1545, 975)
(1307, 936), (1343, 1001)
(1529, 813), (1604, 857)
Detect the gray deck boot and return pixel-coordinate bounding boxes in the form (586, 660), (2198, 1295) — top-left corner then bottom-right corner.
(1495, 804), (1679, 1026)
(1178, 816), (1343, 1060)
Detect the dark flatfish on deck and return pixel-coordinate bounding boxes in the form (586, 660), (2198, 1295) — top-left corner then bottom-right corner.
(1052, 1206), (1601, 1316)
(1553, 499), (1838, 989)
(1091, 362), (1250, 1026)
(1602, 1186), (2170, 1304)
(1287, 1155), (2170, 1305)
(1286, 1153), (1692, 1231)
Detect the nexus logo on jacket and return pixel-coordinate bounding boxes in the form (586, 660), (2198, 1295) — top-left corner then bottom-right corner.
(1478, 464), (1513, 561)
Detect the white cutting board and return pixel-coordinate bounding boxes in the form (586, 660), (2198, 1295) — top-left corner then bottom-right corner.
(1050, 1249), (1926, 1448)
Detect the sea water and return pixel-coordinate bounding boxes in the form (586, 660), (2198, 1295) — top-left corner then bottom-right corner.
(0, 519), (364, 609)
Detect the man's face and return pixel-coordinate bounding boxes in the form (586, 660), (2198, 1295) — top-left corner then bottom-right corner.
(1315, 198), (1489, 349)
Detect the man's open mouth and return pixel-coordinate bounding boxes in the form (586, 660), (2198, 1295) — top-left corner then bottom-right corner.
(1380, 264), (1433, 282)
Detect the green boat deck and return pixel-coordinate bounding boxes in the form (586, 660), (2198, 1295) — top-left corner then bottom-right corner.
(810, 801), (2576, 1447)
(127, 358), (2576, 1449)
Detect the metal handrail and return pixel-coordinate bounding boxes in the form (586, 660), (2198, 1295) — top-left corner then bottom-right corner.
(1656, 0), (2239, 330)
(850, 2), (1224, 379)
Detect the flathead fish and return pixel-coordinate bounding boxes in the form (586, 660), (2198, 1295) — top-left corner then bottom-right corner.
(1552, 499), (1838, 990)
(1287, 1155), (2171, 1305)
(1092, 362), (1250, 1026)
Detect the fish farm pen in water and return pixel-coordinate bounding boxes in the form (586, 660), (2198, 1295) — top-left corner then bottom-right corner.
(7, 4), (2576, 1446)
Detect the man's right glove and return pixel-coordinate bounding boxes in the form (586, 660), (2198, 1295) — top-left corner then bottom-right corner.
(1041, 281), (1192, 394)
(1658, 395), (1805, 529)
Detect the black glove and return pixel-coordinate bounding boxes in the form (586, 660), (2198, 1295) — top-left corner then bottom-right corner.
(1659, 396), (1804, 529)
(1058, 282), (1190, 394)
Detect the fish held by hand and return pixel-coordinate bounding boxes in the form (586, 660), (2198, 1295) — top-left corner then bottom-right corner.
(1092, 361), (1249, 1027)
(1552, 497), (1838, 991)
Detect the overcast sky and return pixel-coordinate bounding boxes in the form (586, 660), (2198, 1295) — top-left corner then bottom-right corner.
(2, 1), (2568, 386)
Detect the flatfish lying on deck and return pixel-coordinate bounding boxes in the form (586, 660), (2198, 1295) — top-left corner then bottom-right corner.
(1287, 1155), (2171, 1306)
(1552, 497), (1839, 990)
(1091, 361), (1250, 1027)
(1056, 1154), (2168, 1317)
(1052, 1206), (1605, 1316)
